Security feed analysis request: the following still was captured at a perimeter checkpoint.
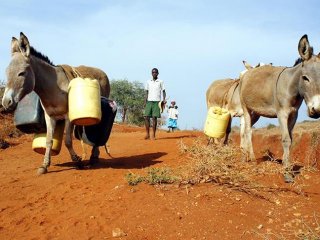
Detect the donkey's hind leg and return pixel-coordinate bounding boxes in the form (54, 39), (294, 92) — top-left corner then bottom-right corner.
(65, 119), (83, 169)
(241, 108), (256, 161)
(89, 146), (100, 166)
(222, 117), (232, 145)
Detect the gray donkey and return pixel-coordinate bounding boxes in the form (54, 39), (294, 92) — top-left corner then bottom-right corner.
(206, 61), (267, 145)
(239, 35), (320, 182)
(2, 32), (110, 174)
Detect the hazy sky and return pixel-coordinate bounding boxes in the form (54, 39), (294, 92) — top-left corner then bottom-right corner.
(1, 0), (320, 129)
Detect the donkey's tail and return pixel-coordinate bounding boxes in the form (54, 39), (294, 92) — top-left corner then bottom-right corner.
(104, 144), (113, 158)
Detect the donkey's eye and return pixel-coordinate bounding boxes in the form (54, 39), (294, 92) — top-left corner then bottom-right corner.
(18, 72), (25, 77)
(302, 75), (310, 82)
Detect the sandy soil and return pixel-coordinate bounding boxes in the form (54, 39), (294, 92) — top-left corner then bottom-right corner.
(1, 122), (320, 240)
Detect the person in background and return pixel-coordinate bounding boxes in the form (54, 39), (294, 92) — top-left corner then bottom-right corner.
(144, 68), (166, 140)
(167, 101), (179, 132)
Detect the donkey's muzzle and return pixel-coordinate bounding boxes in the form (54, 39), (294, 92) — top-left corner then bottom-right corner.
(308, 107), (320, 119)
(1, 94), (17, 111)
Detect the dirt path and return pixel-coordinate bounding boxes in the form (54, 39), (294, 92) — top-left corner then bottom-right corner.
(0, 124), (320, 239)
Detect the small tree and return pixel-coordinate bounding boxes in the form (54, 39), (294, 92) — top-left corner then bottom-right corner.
(110, 79), (145, 125)
(126, 82), (145, 125)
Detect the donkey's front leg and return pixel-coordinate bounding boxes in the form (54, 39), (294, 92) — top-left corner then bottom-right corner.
(278, 111), (297, 183)
(37, 115), (56, 175)
(64, 119), (83, 169)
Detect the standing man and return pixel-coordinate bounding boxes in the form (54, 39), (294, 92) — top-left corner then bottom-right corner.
(144, 68), (166, 140)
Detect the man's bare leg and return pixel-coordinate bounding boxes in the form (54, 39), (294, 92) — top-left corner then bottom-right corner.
(144, 116), (150, 139)
(152, 117), (157, 140)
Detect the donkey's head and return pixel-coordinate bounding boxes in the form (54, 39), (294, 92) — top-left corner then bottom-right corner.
(1, 32), (35, 111)
(298, 35), (320, 118)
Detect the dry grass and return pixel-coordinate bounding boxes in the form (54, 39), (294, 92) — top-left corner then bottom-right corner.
(178, 138), (320, 239)
(177, 138), (310, 200)
(0, 112), (23, 149)
(253, 212), (320, 240)
(304, 132), (320, 169)
(0, 85), (24, 148)
(178, 138), (246, 184)
(125, 136), (314, 200)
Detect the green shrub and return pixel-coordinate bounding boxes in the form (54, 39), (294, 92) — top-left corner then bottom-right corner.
(125, 172), (144, 186)
(124, 167), (179, 186)
(145, 167), (178, 185)
(266, 123), (276, 129)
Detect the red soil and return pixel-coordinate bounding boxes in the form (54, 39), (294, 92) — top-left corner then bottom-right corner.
(0, 122), (320, 239)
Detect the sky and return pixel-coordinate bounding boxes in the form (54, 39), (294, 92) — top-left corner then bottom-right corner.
(1, 0), (320, 130)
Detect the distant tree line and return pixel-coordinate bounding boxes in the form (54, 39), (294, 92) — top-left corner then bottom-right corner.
(109, 79), (145, 125)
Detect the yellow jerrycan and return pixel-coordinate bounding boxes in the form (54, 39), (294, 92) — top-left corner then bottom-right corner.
(32, 120), (65, 156)
(68, 77), (101, 126)
(204, 107), (230, 138)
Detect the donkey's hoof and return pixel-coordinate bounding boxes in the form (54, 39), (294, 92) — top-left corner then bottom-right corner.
(284, 172), (294, 183)
(71, 155), (82, 162)
(75, 161), (84, 170)
(89, 157), (99, 166)
(241, 156), (250, 162)
(37, 166), (47, 175)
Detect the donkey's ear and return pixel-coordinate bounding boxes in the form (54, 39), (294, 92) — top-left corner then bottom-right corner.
(243, 60), (253, 70)
(11, 37), (20, 55)
(19, 32), (30, 57)
(298, 34), (313, 61)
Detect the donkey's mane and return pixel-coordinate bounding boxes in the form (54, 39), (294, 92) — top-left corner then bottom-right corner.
(30, 46), (55, 66)
(293, 58), (302, 67)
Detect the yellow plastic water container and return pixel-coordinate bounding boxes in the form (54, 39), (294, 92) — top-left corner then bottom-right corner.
(32, 120), (65, 156)
(204, 107), (231, 138)
(68, 77), (101, 126)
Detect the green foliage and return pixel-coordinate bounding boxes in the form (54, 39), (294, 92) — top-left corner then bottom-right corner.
(145, 167), (178, 185)
(302, 119), (312, 123)
(124, 167), (178, 186)
(110, 79), (145, 125)
(266, 123), (276, 129)
(125, 172), (144, 186)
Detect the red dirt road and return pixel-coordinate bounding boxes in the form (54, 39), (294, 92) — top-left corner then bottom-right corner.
(1, 123), (320, 239)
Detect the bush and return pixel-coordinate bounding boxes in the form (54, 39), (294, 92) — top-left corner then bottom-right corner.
(266, 123), (276, 129)
(124, 167), (179, 186)
(125, 172), (144, 186)
(145, 167), (178, 185)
